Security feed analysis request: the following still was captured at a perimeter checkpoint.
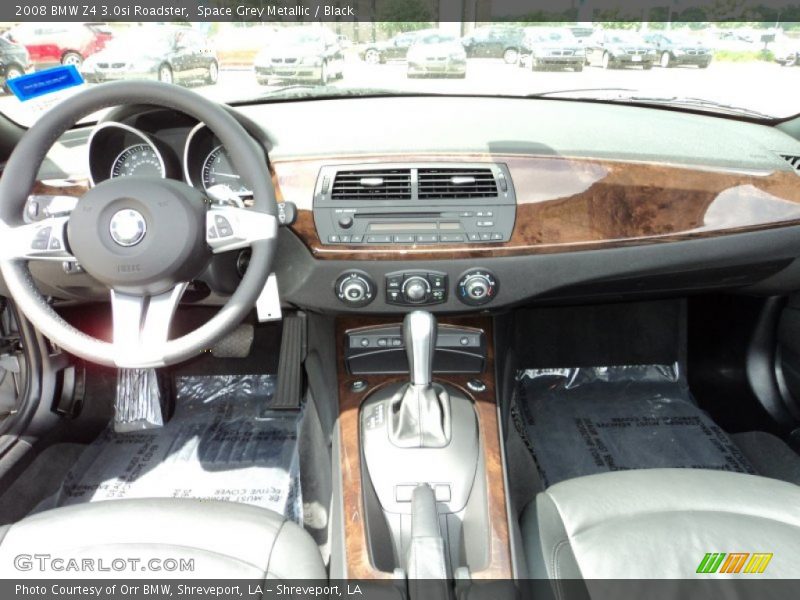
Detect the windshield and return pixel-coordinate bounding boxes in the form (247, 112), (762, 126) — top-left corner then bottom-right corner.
(1, 19), (799, 125)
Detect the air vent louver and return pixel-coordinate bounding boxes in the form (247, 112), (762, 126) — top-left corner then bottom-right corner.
(780, 154), (800, 174)
(417, 167), (498, 200)
(331, 168), (412, 200)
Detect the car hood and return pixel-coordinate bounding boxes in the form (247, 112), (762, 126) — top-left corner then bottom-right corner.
(259, 43), (324, 58)
(410, 42), (463, 55)
(87, 47), (164, 63)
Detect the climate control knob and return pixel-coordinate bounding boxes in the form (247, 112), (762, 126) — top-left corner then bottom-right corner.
(335, 271), (375, 307)
(402, 276), (431, 304)
(457, 269), (498, 306)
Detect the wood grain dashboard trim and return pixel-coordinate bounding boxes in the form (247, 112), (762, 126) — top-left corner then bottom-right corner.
(273, 153), (800, 260)
(336, 316), (512, 580)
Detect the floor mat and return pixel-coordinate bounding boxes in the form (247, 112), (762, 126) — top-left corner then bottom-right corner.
(513, 364), (755, 488)
(54, 374), (303, 522)
(0, 443), (86, 525)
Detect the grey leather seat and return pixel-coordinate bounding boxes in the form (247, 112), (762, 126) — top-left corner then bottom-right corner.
(0, 498), (326, 579)
(521, 469), (800, 580)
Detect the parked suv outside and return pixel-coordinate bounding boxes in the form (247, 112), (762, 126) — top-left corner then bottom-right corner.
(521, 27), (585, 71)
(461, 25), (524, 64)
(4, 22), (111, 69)
(643, 32), (713, 68)
(585, 30), (657, 69)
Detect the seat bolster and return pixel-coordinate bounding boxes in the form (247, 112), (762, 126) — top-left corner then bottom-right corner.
(266, 518), (327, 580)
(523, 494), (582, 580)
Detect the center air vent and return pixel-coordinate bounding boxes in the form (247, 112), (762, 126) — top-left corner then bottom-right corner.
(417, 167), (498, 200)
(780, 154), (800, 174)
(331, 168), (412, 200)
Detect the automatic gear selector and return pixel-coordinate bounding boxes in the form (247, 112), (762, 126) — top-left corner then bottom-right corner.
(388, 311), (452, 448)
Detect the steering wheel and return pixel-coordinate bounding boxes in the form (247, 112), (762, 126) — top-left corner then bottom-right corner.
(0, 81), (278, 369)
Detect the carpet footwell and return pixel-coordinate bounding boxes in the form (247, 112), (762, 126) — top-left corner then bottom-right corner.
(54, 374), (303, 522)
(514, 364), (755, 487)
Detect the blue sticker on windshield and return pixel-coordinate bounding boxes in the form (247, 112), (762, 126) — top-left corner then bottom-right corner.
(7, 66), (84, 102)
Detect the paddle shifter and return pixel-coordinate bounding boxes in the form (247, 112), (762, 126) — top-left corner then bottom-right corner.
(389, 311), (451, 448)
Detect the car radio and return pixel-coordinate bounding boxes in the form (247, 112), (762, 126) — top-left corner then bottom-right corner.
(313, 163), (516, 245)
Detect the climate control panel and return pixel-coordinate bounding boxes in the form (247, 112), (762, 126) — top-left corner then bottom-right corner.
(385, 270), (447, 306)
(333, 268), (499, 308)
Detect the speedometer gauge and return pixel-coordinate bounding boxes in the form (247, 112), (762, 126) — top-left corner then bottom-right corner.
(110, 144), (165, 179)
(201, 145), (251, 196)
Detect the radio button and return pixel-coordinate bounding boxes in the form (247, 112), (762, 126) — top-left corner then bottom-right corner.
(467, 233), (481, 242)
(459, 211), (474, 217)
(439, 234), (465, 243)
(476, 221), (494, 228)
(366, 235), (392, 244)
(416, 234), (438, 243)
(394, 234), (415, 243)
(480, 233), (492, 241)
(491, 233), (503, 241)
(340, 235), (351, 243)
(351, 235), (364, 243)
(328, 235), (340, 243)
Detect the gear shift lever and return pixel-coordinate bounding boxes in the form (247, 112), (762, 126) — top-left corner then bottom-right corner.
(404, 311), (436, 386)
(389, 311), (451, 448)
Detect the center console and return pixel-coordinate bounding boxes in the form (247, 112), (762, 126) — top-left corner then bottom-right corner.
(335, 313), (512, 586)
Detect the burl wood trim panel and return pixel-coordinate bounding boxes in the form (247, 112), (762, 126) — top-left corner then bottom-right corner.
(273, 153), (800, 260)
(336, 316), (512, 579)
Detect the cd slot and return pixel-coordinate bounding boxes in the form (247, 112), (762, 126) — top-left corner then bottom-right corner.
(355, 212), (442, 219)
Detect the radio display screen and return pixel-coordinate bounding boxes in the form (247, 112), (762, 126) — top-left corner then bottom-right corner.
(369, 222), (461, 232)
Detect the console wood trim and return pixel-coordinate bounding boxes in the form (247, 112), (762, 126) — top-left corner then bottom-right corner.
(336, 316), (512, 580)
(273, 153), (800, 260)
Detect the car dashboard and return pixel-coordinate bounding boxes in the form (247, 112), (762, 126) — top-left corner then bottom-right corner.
(16, 94), (800, 314)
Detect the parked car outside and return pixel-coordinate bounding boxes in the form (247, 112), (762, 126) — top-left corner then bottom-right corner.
(358, 30), (428, 64)
(643, 32), (712, 68)
(0, 37), (32, 93)
(80, 27), (218, 85)
(585, 30), (657, 69)
(461, 25), (525, 64)
(521, 27), (585, 71)
(4, 22), (111, 69)
(254, 27), (344, 85)
(772, 35), (800, 66)
(407, 31), (467, 78)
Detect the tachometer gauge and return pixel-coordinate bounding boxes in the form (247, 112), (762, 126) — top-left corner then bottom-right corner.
(110, 144), (165, 179)
(202, 145), (252, 196)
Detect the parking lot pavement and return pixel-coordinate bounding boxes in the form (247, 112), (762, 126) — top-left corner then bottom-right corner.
(1, 58), (798, 124)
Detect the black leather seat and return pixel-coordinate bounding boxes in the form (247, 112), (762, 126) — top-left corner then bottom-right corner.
(0, 498), (325, 579)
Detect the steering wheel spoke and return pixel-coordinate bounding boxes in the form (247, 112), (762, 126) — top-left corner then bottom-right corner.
(110, 283), (188, 368)
(1, 216), (76, 262)
(206, 205), (277, 254)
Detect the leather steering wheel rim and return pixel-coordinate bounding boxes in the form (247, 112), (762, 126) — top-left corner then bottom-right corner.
(0, 81), (278, 368)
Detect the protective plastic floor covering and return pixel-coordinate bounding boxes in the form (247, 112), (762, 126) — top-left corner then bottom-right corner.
(55, 374), (302, 522)
(514, 364), (755, 488)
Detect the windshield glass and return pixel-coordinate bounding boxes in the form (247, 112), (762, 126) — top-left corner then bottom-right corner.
(0, 19), (798, 124)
